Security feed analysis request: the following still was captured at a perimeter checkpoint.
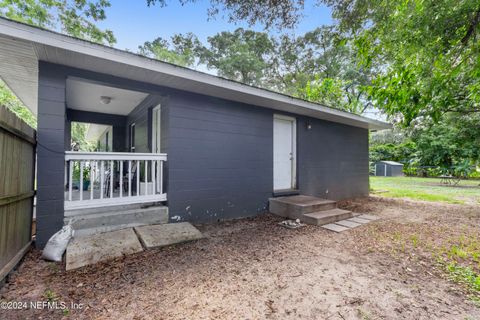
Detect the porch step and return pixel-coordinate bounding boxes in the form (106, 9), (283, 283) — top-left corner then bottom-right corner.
(64, 206), (168, 237)
(64, 202), (161, 217)
(269, 195), (337, 219)
(269, 195), (353, 226)
(301, 209), (355, 226)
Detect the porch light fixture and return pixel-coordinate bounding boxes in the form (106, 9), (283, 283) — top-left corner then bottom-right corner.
(306, 121), (312, 130)
(100, 96), (112, 104)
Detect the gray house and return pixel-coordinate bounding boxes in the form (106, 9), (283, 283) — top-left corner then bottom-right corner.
(0, 18), (389, 247)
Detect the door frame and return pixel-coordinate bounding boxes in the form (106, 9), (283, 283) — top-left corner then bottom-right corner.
(273, 114), (297, 191)
(151, 104), (161, 153)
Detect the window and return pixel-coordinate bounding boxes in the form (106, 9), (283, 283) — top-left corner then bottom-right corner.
(130, 123), (136, 152)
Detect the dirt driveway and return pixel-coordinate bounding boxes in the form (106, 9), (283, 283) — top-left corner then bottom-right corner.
(1, 196), (480, 319)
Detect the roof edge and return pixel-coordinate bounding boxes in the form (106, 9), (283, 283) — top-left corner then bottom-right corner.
(0, 17), (391, 130)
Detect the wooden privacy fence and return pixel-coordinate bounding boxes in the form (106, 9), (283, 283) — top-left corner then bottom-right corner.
(0, 106), (36, 281)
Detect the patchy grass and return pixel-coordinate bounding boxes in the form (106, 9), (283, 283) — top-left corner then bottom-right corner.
(370, 176), (480, 204)
(360, 216), (480, 305)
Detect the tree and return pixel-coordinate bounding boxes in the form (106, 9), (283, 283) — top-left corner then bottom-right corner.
(148, 0), (479, 122)
(199, 28), (277, 86)
(0, 0), (116, 134)
(277, 27), (375, 114)
(0, 79), (36, 128)
(138, 33), (201, 67)
(0, 0), (116, 45)
(146, 0), (303, 29)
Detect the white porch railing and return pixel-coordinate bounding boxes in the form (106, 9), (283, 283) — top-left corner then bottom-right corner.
(64, 151), (167, 210)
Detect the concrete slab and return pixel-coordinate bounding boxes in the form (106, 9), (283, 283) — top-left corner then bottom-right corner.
(321, 223), (349, 232)
(357, 214), (380, 221)
(347, 217), (371, 224)
(66, 228), (143, 270)
(335, 220), (361, 228)
(134, 222), (203, 249)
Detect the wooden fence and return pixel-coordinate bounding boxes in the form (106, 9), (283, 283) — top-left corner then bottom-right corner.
(0, 106), (36, 281)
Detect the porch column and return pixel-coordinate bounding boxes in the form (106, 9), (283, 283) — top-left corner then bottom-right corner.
(36, 62), (68, 248)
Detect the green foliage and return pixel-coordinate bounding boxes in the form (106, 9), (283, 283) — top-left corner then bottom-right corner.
(146, 0), (303, 29)
(0, 80), (36, 128)
(71, 122), (96, 151)
(0, 0), (116, 45)
(337, 0), (480, 125)
(200, 28), (277, 86)
(138, 33), (201, 67)
(445, 263), (480, 293)
(0, 0), (116, 144)
(140, 26), (374, 114)
(411, 115), (480, 168)
(369, 140), (416, 164)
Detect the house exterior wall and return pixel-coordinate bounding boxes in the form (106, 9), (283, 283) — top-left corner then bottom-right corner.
(297, 117), (369, 200)
(35, 62), (370, 247)
(166, 93), (274, 222)
(36, 62), (69, 247)
(126, 91), (369, 223)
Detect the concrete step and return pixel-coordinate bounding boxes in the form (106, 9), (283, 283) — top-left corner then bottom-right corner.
(64, 202), (162, 217)
(301, 208), (354, 226)
(269, 195), (337, 219)
(64, 206), (169, 237)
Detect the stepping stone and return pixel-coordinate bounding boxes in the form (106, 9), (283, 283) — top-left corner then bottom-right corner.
(66, 228), (143, 270)
(335, 220), (361, 228)
(357, 214), (379, 221)
(347, 217), (371, 224)
(321, 223), (349, 232)
(135, 222), (204, 249)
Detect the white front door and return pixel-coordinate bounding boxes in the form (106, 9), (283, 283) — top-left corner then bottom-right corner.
(273, 115), (296, 191)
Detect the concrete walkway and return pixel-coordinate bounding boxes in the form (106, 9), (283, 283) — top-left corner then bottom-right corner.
(66, 222), (203, 270)
(321, 214), (379, 232)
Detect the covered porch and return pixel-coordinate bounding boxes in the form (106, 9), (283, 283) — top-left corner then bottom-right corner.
(63, 77), (167, 214)
(64, 77), (167, 217)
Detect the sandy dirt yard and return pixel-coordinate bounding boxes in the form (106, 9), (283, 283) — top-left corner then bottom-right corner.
(1, 196), (480, 319)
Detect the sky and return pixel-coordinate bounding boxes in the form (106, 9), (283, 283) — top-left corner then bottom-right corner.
(95, 2), (382, 120)
(97, 0), (333, 51)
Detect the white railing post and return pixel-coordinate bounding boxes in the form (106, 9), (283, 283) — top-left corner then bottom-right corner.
(119, 160), (123, 198)
(110, 160), (114, 198)
(100, 160), (104, 199)
(152, 160), (156, 195)
(68, 160), (73, 201)
(136, 160), (140, 196)
(128, 160), (132, 197)
(64, 152), (167, 210)
(159, 160), (163, 195)
(90, 161), (94, 200)
(145, 160), (148, 196)
(79, 161), (84, 201)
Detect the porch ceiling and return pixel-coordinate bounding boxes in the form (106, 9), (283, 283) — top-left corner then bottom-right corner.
(67, 78), (149, 115)
(0, 17), (391, 130)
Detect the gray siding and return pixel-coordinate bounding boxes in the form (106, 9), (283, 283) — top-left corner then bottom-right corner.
(166, 93), (273, 223)
(35, 62), (370, 247)
(36, 62), (68, 247)
(297, 117), (369, 200)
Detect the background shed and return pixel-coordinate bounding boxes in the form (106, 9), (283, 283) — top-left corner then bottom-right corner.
(375, 161), (404, 177)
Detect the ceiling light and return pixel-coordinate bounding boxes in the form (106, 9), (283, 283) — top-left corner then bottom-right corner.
(100, 96), (112, 104)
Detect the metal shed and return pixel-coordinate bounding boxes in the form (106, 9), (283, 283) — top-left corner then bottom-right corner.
(375, 161), (404, 177)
